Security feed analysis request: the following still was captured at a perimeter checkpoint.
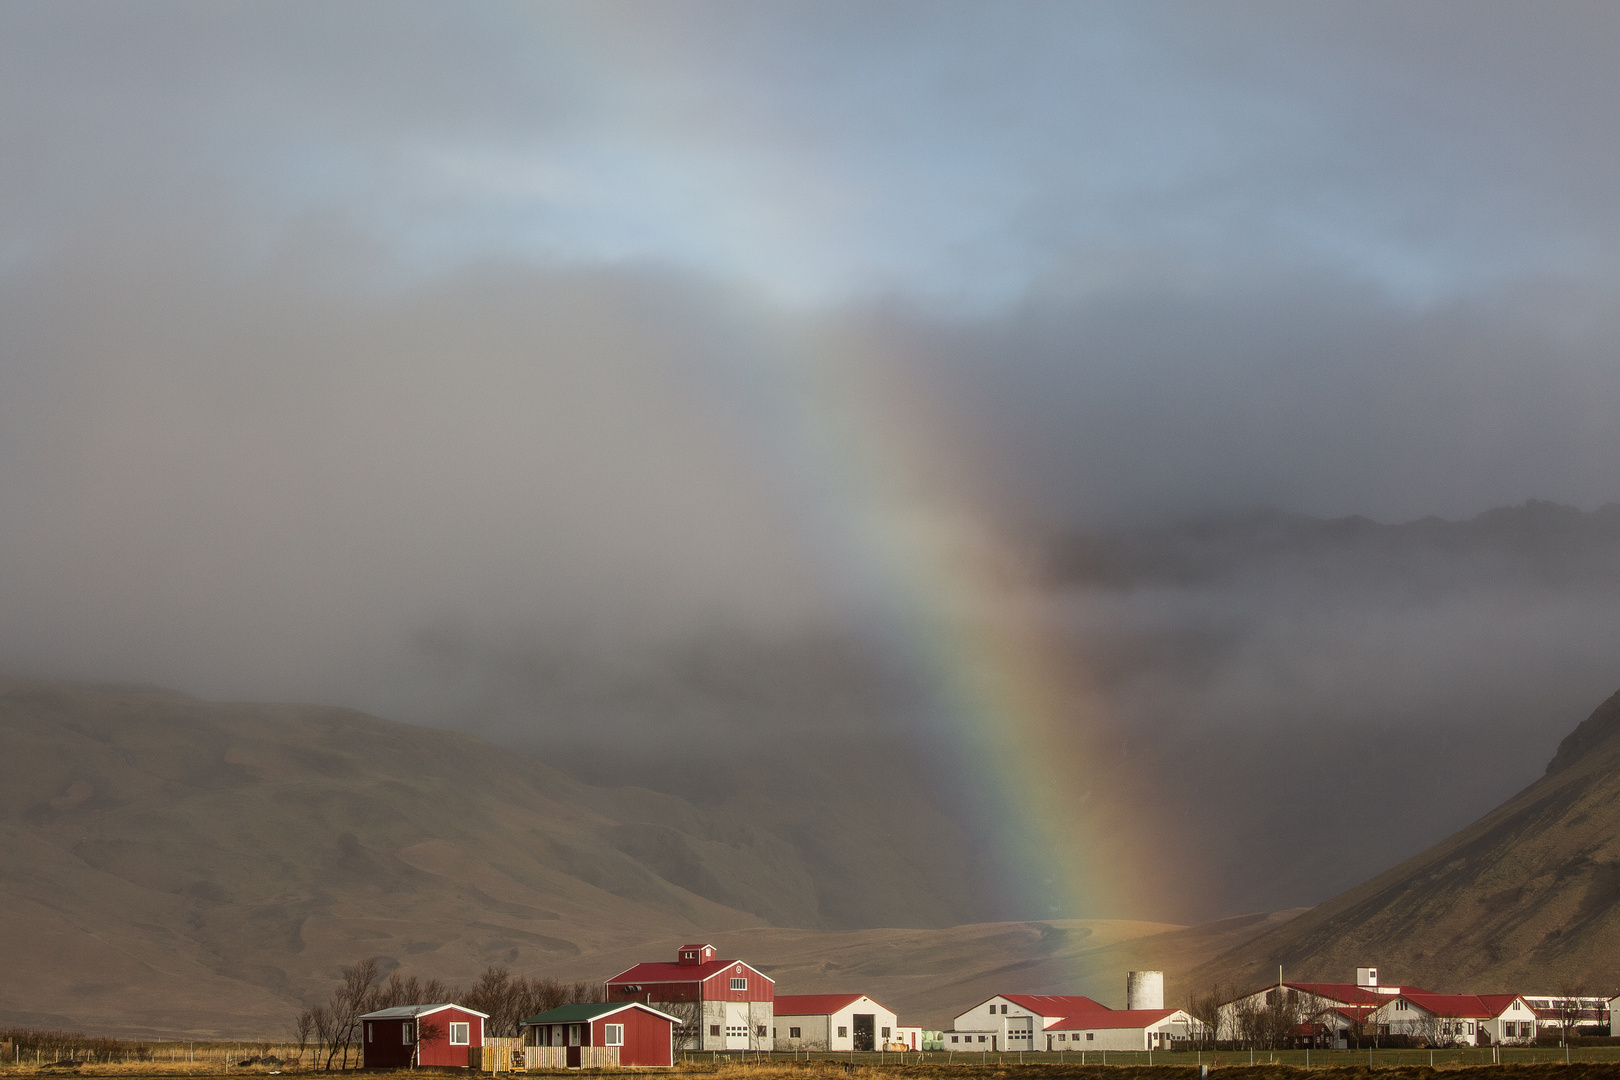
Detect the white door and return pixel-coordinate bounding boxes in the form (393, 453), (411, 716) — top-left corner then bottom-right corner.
(726, 1003), (750, 1049)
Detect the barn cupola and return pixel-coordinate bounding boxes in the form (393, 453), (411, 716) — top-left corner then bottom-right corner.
(678, 944), (716, 966)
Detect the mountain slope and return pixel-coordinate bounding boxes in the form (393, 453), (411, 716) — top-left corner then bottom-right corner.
(0, 680), (1279, 1037)
(0, 681), (816, 1034)
(1189, 687), (1620, 993)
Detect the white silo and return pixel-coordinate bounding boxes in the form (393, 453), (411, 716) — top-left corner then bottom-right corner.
(1126, 970), (1164, 1011)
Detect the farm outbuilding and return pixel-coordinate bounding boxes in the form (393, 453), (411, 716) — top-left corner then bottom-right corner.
(607, 943), (774, 1051)
(1044, 1008), (1204, 1051)
(520, 1001), (679, 1068)
(946, 994), (1109, 1052)
(773, 994), (899, 1052)
(358, 1003), (487, 1069)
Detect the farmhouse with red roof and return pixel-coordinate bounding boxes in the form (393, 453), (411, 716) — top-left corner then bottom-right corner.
(1218, 968), (1545, 1048)
(774, 994), (899, 1052)
(606, 943), (774, 1052)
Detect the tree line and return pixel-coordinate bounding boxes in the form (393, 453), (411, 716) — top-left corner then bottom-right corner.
(294, 958), (601, 1070)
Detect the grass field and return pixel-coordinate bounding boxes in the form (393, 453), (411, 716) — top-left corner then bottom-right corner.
(8, 1052), (1620, 1078)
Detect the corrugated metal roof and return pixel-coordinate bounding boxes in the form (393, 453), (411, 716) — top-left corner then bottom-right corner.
(359, 1003), (490, 1020)
(774, 994), (871, 1016)
(1400, 993), (1496, 1019)
(608, 959), (773, 984)
(521, 1002), (681, 1025)
(984, 994), (1109, 1017)
(1049, 1009), (1177, 1031)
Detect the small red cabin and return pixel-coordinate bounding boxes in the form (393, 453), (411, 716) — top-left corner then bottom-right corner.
(521, 1001), (678, 1068)
(358, 1003), (487, 1069)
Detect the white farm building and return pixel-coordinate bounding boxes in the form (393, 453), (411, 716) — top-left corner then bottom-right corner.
(773, 995), (899, 1052)
(944, 984), (1207, 1053)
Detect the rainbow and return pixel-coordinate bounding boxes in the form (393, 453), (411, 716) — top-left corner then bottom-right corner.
(714, 307), (1150, 927)
(450, 5), (1155, 927)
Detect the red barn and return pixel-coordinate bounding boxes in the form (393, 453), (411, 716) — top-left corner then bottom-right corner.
(358, 1003), (487, 1069)
(521, 1001), (678, 1068)
(606, 943), (774, 1051)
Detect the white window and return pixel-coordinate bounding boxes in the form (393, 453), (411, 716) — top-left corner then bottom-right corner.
(790, 1028), (801, 1039)
(950, 1036), (959, 1044)
(731, 977), (747, 990)
(1086, 1034), (1094, 1041)
(449, 1023), (470, 1046)
(882, 1027), (890, 1038)
(367, 1024), (373, 1043)
(838, 1026), (847, 1038)
(403, 1024), (414, 1044)
(604, 1025), (624, 1047)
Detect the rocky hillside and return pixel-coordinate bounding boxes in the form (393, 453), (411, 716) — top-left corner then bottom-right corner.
(1189, 687), (1620, 994)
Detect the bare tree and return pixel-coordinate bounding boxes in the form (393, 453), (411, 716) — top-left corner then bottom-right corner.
(1229, 984), (1329, 1049)
(308, 1006), (335, 1069)
(1407, 1010), (1447, 1048)
(659, 1002), (701, 1051)
(465, 967), (526, 1038)
(1186, 983), (1232, 1049)
(1556, 980), (1592, 1045)
(303, 958), (383, 1071)
(291, 1012), (314, 1065)
(373, 971), (452, 1010)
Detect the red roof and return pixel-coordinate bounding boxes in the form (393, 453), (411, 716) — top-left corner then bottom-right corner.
(1476, 995), (1527, 1018)
(678, 943), (711, 951)
(1400, 993), (1496, 1019)
(775, 994), (875, 1016)
(1282, 983), (1427, 1006)
(1216, 982), (1433, 1010)
(996, 994), (1110, 1017)
(608, 960), (773, 985)
(1049, 1009), (1176, 1030)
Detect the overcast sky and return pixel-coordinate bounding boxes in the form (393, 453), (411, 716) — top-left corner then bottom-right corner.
(6, 2), (1620, 920)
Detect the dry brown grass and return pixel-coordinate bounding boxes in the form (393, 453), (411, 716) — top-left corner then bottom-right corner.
(9, 1063), (1620, 1080)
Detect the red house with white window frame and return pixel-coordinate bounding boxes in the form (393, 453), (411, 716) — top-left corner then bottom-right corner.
(521, 1001), (678, 1068)
(606, 943), (774, 1051)
(357, 1003), (486, 1068)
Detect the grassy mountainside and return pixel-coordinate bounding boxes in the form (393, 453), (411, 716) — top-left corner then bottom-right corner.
(0, 681), (1283, 1038)
(1189, 687), (1620, 994)
(0, 681), (791, 1035)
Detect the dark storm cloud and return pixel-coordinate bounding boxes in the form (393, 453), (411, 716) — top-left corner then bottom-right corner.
(3, 2), (1620, 922)
(908, 271), (1620, 528)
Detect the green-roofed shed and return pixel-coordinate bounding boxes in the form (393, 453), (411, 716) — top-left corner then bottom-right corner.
(520, 1001), (679, 1069)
